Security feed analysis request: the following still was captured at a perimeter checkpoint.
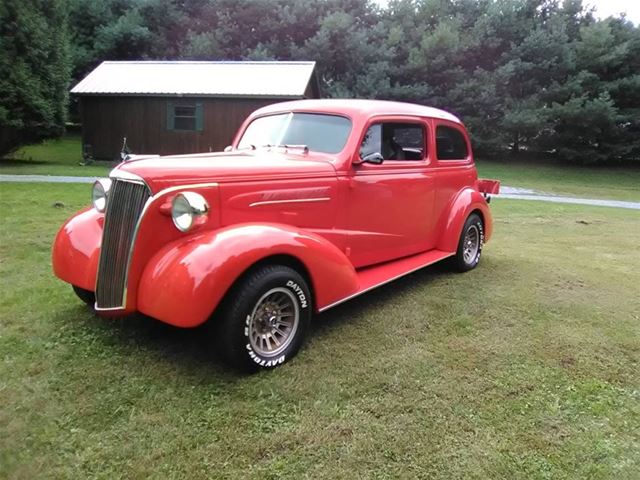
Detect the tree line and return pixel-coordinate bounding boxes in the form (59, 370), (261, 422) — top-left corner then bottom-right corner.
(1, 0), (639, 164)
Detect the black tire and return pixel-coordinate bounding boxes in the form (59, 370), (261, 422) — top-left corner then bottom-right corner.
(451, 213), (484, 272)
(72, 285), (95, 306)
(213, 265), (312, 372)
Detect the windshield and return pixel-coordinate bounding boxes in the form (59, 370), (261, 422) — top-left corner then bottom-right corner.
(237, 112), (352, 154)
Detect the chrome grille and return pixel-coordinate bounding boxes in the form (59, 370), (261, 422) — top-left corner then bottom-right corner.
(96, 179), (151, 309)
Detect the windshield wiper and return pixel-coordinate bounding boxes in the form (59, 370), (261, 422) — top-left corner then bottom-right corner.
(258, 144), (309, 153)
(275, 144), (309, 153)
(234, 144), (256, 151)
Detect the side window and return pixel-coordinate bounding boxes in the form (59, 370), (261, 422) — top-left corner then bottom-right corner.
(436, 125), (468, 160)
(360, 124), (382, 159)
(167, 100), (203, 132)
(360, 123), (426, 161)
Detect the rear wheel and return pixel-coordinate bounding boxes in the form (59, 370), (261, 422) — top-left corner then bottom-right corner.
(72, 285), (95, 306)
(213, 265), (312, 371)
(452, 213), (484, 272)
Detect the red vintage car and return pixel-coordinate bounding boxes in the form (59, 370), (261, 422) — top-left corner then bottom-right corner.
(52, 99), (499, 370)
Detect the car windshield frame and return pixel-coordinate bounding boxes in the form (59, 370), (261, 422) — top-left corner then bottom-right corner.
(237, 112), (353, 155)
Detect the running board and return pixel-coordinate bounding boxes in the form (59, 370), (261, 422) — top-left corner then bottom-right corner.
(319, 249), (454, 312)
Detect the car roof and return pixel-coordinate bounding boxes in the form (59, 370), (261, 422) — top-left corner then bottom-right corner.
(250, 99), (462, 124)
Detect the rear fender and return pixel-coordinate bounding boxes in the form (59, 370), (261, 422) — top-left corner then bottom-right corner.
(137, 223), (358, 327)
(436, 188), (493, 253)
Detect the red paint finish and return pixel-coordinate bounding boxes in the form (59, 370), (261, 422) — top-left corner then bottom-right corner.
(137, 224), (358, 327)
(478, 178), (501, 195)
(436, 188), (493, 253)
(52, 208), (102, 291)
(52, 99), (497, 327)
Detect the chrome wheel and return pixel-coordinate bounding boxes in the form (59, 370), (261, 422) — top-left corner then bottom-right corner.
(463, 224), (480, 264)
(248, 287), (299, 357)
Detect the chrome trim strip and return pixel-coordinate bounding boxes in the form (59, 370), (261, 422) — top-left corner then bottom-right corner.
(94, 305), (126, 312)
(120, 182), (220, 307)
(249, 197), (331, 207)
(109, 169), (147, 184)
(317, 252), (455, 313)
(119, 194), (153, 307)
(151, 182), (219, 199)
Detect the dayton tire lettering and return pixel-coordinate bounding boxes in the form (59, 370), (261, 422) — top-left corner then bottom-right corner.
(286, 280), (308, 309)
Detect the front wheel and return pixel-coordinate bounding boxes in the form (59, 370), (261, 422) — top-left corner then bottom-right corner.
(213, 265), (312, 372)
(451, 213), (484, 272)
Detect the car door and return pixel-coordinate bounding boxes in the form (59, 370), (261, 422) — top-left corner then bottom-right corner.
(346, 116), (437, 268)
(431, 120), (477, 233)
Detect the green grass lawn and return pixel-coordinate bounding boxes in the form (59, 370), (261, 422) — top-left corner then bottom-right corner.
(476, 159), (640, 202)
(0, 135), (110, 177)
(1, 183), (639, 478)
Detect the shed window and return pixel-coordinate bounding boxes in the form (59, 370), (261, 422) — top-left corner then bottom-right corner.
(167, 101), (203, 131)
(436, 125), (468, 160)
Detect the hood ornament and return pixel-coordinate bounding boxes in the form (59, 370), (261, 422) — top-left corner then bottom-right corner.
(120, 137), (132, 162)
(119, 137), (159, 163)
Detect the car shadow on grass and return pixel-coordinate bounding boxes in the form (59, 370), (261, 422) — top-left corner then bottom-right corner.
(52, 261), (459, 379)
(53, 305), (242, 381)
(313, 261), (454, 336)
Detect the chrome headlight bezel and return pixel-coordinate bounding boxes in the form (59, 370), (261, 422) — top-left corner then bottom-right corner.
(92, 178), (112, 212)
(171, 192), (209, 232)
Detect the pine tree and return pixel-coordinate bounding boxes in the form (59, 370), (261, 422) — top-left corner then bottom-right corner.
(0, 0), (71, 156)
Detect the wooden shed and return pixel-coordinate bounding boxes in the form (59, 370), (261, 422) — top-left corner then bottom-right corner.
(71, 61), (320, 160)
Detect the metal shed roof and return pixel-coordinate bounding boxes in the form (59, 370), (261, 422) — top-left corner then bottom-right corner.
(70, 61), (317, 98)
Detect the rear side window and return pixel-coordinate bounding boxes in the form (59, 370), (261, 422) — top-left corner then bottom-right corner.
(436, 126), (468, 160)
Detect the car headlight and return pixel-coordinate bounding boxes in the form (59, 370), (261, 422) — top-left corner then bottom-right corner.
(92, 178), (112, 212)
(171, 192), (209, 232)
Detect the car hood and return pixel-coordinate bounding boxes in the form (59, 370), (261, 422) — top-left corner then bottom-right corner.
(112, 150), (337, 192)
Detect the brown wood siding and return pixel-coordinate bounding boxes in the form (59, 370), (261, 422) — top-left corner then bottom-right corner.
(80, 96), (288, 160)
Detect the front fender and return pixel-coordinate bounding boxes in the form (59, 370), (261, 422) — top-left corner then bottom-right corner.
(136, 223), (358, 327)
(436, 188), (493, 253)
(52, 208), (102, 291)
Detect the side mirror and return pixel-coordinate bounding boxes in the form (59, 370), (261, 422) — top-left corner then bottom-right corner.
(356, 152), (384, 165)
(223, 145), (233, 152)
